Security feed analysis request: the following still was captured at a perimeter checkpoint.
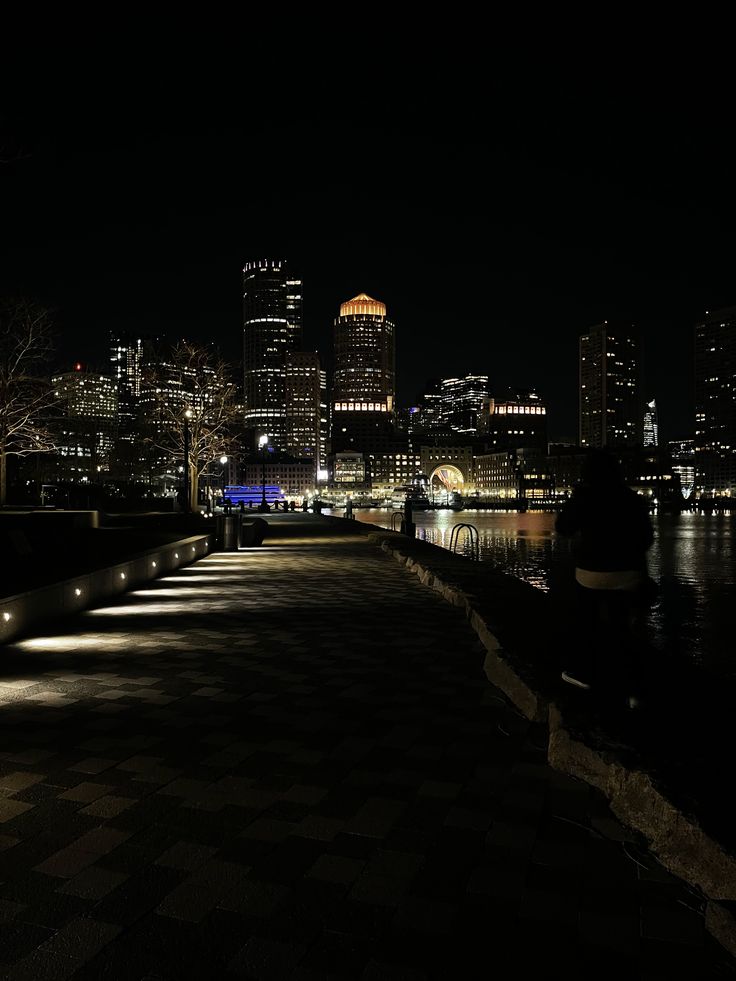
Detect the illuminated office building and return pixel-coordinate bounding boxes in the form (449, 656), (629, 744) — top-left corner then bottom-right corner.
(285, 351), (323, 477)
(243, 259), (303, 450)
(52, 364), (118, 475)
(410, 379), (448, 440)
(694, 307), (736, 497)
(669, 438), (695, 500)
(441, 374), (489, 434)
(579, 321), (640, 447)
(110, 332), (145, 441)
(332, 293), (395, 451)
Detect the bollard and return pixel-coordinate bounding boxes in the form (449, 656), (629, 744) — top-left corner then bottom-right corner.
(400, 498), (416, 537)
(345, 499), (353, 520)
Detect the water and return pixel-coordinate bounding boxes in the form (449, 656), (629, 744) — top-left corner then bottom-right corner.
(339, 508), (735, 678)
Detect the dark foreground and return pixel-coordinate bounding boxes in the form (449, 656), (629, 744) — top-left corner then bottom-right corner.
(0, 517), (733, 979)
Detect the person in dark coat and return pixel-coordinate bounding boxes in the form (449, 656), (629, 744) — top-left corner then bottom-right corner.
(555, 450), (654, 693)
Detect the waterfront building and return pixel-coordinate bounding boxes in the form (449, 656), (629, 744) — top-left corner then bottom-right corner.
(331, 293), (395, 452)
(243, 259), (303, 451)
(477, 389), (547, 451)
(669, 438), (695, 500)
(694, 307), (736, 498)
(621, 446), (676, 504)
(52, 364), (118, 477)
(419, 445), (474, 497)
(365, 450), (422, 496)
(240, 457), (314, 499)
(474, 448), (553, 500)
(579, 321), (641, 448)
(441, 374), (489, 434)
(546, 445), (588, 496)
(329, 452), (366, 486)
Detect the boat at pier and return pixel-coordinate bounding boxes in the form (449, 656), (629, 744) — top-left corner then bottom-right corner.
(390, 485), (433, 510)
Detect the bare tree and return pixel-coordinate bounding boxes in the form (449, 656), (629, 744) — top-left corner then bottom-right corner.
(142, 341), (240, 511)
(0, 299), (58, 505)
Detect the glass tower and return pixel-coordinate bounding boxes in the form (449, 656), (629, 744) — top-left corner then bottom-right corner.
(694, 307), (736, 497)
(440, 374), (490, 434)
(285, 351), (323, 477)
(643, 398), (658, 447)
(243, 260), (303, 450)
(579, 321), (640, 448)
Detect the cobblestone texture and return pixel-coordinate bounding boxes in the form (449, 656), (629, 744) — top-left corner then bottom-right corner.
(0, 520), (733, 978)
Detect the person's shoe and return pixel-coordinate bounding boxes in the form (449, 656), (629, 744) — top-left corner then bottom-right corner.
(561, 670), (592, 691)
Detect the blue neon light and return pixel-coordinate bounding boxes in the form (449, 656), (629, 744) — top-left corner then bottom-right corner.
(223, 485), (285, 505)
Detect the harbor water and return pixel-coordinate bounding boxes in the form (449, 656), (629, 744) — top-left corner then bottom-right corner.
(338, 508), (735, 679)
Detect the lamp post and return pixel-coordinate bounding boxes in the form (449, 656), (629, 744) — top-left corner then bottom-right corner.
(258, 435), (269, 512)
(219, 455), (228, 510)
(182, 409), (193, 512)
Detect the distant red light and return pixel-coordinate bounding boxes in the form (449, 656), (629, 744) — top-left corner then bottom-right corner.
(74, 362), (82, 371)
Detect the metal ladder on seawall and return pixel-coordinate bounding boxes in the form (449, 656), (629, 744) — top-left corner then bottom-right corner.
(449, 523), (480, 561)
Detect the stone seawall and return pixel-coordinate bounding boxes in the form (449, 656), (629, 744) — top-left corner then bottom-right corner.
(329, 518), (736, 957)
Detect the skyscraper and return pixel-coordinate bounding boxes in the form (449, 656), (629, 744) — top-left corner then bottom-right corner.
(643, 398), (658, 447)
(110, 331), (144, 442)
(694, 307), (736, 497)
(579, 321), (640, 448)
(440, 374), (490, 434)
(331, 293), (395, 451)
(409, 379), (447, 440)
(243, 260), (303, 450)
(285, 351), (323, 477)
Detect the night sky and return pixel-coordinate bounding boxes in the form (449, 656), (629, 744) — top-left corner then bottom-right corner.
(2, 38), (735, 443)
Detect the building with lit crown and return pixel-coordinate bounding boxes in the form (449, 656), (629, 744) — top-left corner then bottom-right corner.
(331, 293), (395, 452)
(694, 307), (736, 497)
(477, 390), (547, 451)
(579, 321), (640, 448)
(643, 399), (658, 447)
(243, 260), (303, 450)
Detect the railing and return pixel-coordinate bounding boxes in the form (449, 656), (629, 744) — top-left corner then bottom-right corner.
(449, 523), (480, 561)
(390, 512), (404, 531)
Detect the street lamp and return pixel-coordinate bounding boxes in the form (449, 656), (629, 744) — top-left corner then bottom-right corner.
(258, 435), (269, 512)
(183, 408), (193, 513)
(217, 455), (228, 511)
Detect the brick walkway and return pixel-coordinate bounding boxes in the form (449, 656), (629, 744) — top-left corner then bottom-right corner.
(0, 520), (733, 979)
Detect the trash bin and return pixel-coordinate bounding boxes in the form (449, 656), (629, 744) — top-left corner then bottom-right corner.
(240, 517), (267, 547)
(216, 514), (241, 551)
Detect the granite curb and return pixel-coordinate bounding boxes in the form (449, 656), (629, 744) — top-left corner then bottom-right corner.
(362, 525), (736, 958)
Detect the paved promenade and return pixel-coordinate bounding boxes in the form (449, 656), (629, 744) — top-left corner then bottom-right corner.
(0, 517), (733, 979)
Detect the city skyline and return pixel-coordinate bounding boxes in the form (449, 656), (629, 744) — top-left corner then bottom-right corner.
(3, 52), (736, 444)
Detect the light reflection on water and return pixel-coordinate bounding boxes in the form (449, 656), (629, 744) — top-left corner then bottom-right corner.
(345, 508), (735, 678)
